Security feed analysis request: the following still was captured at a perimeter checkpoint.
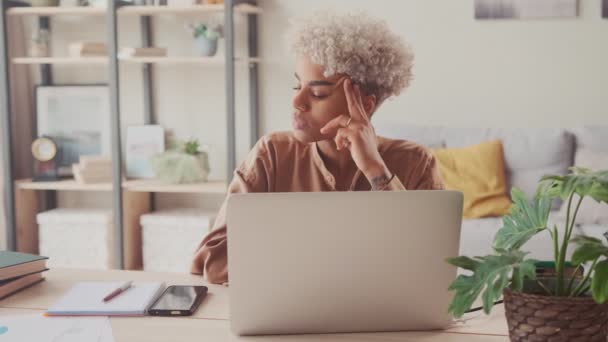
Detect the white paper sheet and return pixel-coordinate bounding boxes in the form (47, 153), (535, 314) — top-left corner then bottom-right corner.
(48, 282), (165, 316)
(0, 314), (115, 342)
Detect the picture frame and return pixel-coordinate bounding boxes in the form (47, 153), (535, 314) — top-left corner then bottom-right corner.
(475, 0), (579, 20)
(126, 125), (165, 179)
(35, 84), (111, 177)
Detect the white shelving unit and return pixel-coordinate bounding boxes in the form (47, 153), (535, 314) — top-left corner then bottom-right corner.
(1, 1), (259, 269)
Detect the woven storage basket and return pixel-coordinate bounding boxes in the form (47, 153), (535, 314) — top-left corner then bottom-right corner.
(503, 288), (608, 342)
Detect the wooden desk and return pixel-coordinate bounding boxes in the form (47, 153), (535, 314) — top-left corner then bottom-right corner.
(0, 269), (510, 341)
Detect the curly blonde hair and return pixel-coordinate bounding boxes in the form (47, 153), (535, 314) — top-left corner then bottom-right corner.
(288, 11), (414, 103)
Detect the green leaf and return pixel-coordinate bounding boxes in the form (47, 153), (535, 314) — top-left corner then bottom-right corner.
(184, 140), (200, 155)
(590, 183), (608, 203)
(591, 260), (608, 304)
(511, 259), (537, 292)
(571, 235), (608, 265)
(493, 188), (551, 251)
(446, 256), (479, 271)
(447, 250), (531, 318)
(540, 168), (608, 203)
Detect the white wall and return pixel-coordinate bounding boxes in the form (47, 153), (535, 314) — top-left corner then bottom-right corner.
(15, 0), (608, 212)
(259, 0), (608, 132)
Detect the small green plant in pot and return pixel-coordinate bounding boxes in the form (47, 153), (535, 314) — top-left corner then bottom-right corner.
(186, 23), (222, 57)
(151, 139), (210, 184)
(447, 168), (608, 342)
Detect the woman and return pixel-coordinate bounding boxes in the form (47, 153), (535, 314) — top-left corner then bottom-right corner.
(191, 11), (444, 284)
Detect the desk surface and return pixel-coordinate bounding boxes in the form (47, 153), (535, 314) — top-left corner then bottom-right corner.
(0, 268), (510, 342)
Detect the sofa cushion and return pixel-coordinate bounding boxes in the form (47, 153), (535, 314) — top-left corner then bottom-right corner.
(573, 126), (608, 153)
(433, 140), (511, 218)
(440, 127), (574, 205)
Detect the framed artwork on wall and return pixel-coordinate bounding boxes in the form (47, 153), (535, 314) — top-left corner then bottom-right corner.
(35, 85), (111, 177)
(603, 0), (608, 18)
(475, 0), (579, 20)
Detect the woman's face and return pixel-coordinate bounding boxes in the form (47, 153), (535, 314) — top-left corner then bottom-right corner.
(291, 56), (351, 144)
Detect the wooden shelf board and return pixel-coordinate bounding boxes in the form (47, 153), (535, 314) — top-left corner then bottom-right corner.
(122, 179), (227, 194)
(7, 3), (261, 16)
(16, 179), (112, 192)
(119, 3), (261, 15)
(13, 57), (108, 65)
(13, 57), (260, 65)
(119, 56), (261, 64)
(7, 6), (105, 16)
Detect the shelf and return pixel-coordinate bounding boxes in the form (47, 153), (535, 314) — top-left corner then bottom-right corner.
(13, 57), (107, 65)
(7, 3), (261, 17)
(13, 56), (260, 65)
(123, 179), (227, 194)
(7, 6), (105, 16)
(15, 178), (227, 194)
(16, 179), (112, 192)
(118, 3), (261, 16)
(119, 56), (261, 65)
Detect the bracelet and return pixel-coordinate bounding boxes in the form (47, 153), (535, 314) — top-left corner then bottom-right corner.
(372, 173), (396, 191)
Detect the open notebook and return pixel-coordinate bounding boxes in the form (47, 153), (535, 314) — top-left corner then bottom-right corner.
(47, 282), (165, 316)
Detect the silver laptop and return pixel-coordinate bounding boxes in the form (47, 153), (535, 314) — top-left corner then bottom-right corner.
(227, 190), (463, 336)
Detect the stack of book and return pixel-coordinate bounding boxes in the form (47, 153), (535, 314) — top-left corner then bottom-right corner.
(68, 42), (107, 58)
(118, 47), (167, 58)
(73, 156), (112, 184)
(0, 251), (48, 300)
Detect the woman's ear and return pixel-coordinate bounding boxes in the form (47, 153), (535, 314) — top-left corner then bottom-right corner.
(362, 94), (377, 116)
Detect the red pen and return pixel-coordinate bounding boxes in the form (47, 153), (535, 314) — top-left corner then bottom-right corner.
(102, 281), (133, 302)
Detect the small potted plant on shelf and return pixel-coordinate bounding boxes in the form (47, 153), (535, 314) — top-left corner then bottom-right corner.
(447, 167), (608, 342)
(185, 23), (223, 57)
(28, 28), (50, 57)
(151, 139), (210, 184)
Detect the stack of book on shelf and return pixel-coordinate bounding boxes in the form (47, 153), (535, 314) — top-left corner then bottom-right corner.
(73, 156), (112, 184)
(0, 251), (48, 300)
(68, 42), (107, 58)
(118, 47), (167, 58)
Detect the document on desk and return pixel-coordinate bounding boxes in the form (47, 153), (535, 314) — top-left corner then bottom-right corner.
(47, 281), (165, 316)
(0, 314), (115, 342)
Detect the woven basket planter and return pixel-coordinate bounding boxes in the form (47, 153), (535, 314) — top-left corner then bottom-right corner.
(503, 288), (608, 342)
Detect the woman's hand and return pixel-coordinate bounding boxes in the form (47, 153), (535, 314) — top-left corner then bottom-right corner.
(320, 78), (391, 185)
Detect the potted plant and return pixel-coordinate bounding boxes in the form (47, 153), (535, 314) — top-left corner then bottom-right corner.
(28, 28), (50, 57)
(185, 23), (222, 57)
(447, 167), (608, 342)
(151, 139), (210, 184)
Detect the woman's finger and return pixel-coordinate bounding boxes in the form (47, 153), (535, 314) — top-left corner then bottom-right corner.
(334, 128), (352, 150)
(354, 84), (370, 123)
(320, 114), (350, 135)
(344, 79), (366, 122)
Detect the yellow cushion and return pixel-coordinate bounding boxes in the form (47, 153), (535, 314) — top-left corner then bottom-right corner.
(433, 140), (511, 219)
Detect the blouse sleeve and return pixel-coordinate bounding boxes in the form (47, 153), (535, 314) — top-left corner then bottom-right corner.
(190, 138), (273, 284)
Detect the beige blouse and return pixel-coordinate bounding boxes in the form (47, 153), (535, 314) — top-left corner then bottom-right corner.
(191, 132), (445, 284)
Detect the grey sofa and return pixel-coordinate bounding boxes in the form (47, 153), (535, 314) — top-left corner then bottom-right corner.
(376, 124), (608, 261)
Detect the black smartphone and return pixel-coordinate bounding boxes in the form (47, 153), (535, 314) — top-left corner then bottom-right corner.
(148, 285), (208, 316)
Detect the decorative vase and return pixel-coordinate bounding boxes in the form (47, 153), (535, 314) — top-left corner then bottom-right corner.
(503, 288), (608, 342)
(194, 36), (218, 57)
(151, 151), (210, 184)
(30, 0), (59, 6)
